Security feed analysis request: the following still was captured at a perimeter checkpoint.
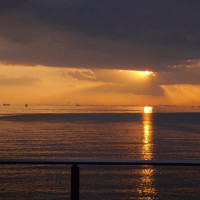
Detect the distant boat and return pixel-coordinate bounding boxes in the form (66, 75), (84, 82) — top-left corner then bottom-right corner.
(3, 104), (11, 106)
(76, 103), (81, 106)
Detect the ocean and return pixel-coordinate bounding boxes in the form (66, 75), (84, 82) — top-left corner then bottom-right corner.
(0, 105), (200, 200)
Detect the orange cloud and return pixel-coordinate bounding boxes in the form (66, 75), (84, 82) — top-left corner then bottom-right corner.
(0, 63), (199, 106)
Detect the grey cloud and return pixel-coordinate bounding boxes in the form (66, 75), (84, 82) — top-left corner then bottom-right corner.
(158, 67), (200, 85)
(44, 0), (200, 44)
(0, 0), (200, 72)
(0, 0), (26, 13)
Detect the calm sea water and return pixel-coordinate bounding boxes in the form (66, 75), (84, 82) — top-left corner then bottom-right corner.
(0, 105), (200, 200)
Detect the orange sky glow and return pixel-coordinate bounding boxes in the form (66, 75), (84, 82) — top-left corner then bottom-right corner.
(0, 63), (199, 106)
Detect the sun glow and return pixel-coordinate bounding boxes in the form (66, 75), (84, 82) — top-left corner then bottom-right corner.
(129, 70), (155, 77)
(138, 71), (153, 75)
(144, 106), (153, 113)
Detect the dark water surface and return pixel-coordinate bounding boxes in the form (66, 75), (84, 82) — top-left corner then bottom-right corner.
(0, 106), (200, 199)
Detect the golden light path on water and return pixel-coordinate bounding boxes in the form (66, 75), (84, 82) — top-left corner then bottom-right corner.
(137, 106), (157, 199)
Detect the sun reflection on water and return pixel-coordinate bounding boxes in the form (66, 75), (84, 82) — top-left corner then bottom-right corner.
(142, 111), (153, 160)
(137, 107), (157, 199)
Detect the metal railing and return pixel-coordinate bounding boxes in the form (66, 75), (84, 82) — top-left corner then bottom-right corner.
(1, 159), (200, 200)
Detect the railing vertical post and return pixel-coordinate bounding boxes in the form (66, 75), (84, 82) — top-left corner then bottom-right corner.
(71, 163), (79, 200)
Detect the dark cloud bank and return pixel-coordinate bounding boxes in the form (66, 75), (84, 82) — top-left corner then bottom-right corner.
(0, 0), (200, 72)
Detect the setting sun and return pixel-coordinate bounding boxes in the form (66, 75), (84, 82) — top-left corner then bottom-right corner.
(129, 70), (155, 77)
(138, 71), (154, 76)
(144, 106), (153, 113)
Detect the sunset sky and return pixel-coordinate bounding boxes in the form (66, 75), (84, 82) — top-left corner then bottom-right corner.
(0, 0), (200, 105)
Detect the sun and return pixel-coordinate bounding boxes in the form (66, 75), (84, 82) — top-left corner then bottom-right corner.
(144, 106), (153, 113)
(138, 71), (153, 76)
(129, 70), (155, 77)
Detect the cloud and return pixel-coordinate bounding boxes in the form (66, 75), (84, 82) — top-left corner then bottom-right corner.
(86, 83), (164, 96)
(0, 0), (199, 72)
(67, 69), (164, 96)
(68, 70), (96, 81)
(67, 64), (200, 96)
(0, 0), (25, 12)
(158, 67), (200, 85)
(0, 75), (40, 86)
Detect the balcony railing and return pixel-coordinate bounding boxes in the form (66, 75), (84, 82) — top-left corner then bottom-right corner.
(1, 159), (200, 200)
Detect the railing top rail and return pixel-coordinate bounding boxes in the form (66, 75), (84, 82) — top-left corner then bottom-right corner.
(0, 159), (200, 166)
